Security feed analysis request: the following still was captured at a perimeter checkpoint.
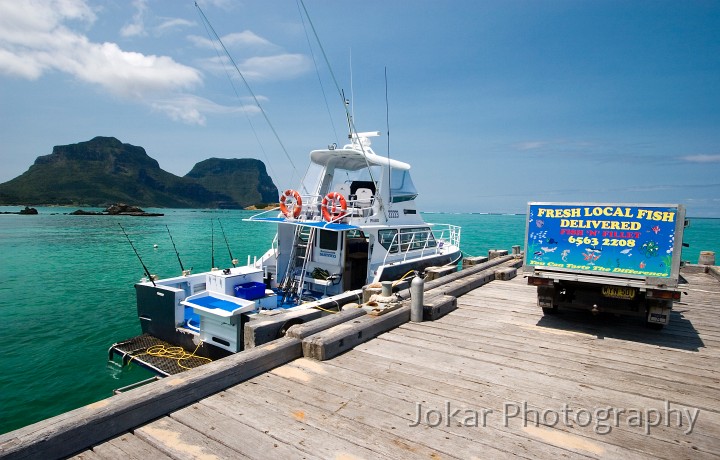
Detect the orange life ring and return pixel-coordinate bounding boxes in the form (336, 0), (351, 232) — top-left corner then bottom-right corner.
(321, 192), (347, 221)
(279, 189), (302, 218)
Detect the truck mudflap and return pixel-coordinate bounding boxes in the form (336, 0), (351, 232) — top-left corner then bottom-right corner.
(647, 305), (671, 325)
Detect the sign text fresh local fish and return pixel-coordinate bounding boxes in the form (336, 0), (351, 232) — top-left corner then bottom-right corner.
(525, 204), (680, 278)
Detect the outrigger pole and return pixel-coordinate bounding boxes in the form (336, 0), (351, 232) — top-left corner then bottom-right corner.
(119, 223), (155, 286)
(166, 225), (189, 275)
(217, 218), (237, 267)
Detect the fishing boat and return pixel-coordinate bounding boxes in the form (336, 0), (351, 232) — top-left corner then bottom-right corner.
(110, 129), (461, 375)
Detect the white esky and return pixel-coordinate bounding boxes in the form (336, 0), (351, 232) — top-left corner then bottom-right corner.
(1, 0), (719, 216)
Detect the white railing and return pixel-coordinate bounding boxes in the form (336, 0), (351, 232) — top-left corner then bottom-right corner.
(429, 223), (462, 252)
(381, 224), (461, 264)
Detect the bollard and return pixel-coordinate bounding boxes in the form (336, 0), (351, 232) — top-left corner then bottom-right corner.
(699, 251), (716, 266)
(381, 281), (393, 297)
(512, 245), (521, 255)
(411, 272), (424, 322)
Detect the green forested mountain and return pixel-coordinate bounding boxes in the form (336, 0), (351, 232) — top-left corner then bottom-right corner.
(0, 137), (278, 208)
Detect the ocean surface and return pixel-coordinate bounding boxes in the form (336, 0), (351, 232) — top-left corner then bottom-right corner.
(0, 207), (717, 434)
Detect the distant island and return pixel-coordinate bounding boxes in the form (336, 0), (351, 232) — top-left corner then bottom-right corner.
(70, 203), (163, 217)
(0, 137), (279, 209)
(0, 206), (38, 215)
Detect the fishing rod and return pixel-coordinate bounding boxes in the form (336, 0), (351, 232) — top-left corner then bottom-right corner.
(211, 218), (216, 270)
(166, 225), (191, 276)
(118, 223), (155, 286)
(217, 218), (238, 267)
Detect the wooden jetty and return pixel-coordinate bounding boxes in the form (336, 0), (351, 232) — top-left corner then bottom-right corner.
(2, 259), (719, 459)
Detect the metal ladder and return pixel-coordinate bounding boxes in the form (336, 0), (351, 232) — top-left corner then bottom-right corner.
(281, 225), (315, 304)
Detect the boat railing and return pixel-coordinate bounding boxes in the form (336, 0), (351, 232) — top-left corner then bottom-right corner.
(380, 223), (461, 265)
(249, 192), (373, 223)
(381, 228), (437, 264)
(429, 223), (462, 251)
(303, 193), (374, 222)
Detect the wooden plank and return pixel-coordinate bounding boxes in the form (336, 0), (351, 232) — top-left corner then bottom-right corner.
(423, 294), (457, 321)
(403, 318), (720, 381)
(0, 337), (302, 460)
(67, 450), (102, 460)
(302, 305), (410, 361)
(90, 433), (172, 460)
(495, 267), (518, 280)
(353, 337), (720, 452)
(169, 401), (306, 459)
(203, 373), (437, 459)
(270, 359), (607, 459)
(243, 309), (323, 349)
(383, 327), (720, 412)
(328, 351), (719, 460)
(285, 307), (367, 339)
(255, 367), (496, 459)
(134, 416), (250, 459)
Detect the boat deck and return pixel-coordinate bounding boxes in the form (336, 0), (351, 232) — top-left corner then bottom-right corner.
(74, 266), (720, 459)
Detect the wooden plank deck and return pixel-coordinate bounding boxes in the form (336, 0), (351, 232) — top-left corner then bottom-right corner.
(72, 268), (720, 459)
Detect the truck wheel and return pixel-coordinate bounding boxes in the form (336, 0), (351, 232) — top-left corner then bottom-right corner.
(542, 306), (558, 315)
(646, 322), (664, 330)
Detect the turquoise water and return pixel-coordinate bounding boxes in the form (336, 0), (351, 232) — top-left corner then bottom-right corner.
(0, 208), (717, 434)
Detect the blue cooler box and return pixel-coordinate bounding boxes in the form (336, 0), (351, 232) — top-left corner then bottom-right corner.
(233, 281), (266, 300)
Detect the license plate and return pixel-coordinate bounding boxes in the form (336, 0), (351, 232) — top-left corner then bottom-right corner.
(601, 286), (636, 300)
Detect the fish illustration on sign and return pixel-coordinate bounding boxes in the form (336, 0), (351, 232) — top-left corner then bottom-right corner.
(561, 249), (570, 262)
(620, 248), (632, 257)
(541, 246), (557, 253)
(639, 261), (646, 269)
(582, 247), (602, 265)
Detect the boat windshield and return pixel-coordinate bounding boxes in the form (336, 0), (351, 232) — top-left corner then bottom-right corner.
(300, 162), (324, 196)
(329, 165), (382, 194)
(390, 168), (418, 203)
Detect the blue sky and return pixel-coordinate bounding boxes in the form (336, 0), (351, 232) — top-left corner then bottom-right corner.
(1, 1), (719, 216)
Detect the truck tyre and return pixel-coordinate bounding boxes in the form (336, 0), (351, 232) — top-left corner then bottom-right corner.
(542, 306), (558, 315)
(646, 322), (664, 330)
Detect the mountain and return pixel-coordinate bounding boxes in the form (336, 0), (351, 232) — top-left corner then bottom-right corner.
(0, 137), (279, 208)
(185, 158), (278, 208)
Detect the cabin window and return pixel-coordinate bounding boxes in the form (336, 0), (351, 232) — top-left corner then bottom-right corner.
(399, 227), (436, 251)
(319, 229), (339, 251)
(378, 229), (399, 253)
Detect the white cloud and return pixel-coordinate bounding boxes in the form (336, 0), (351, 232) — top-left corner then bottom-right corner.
(150, 94), (259, 125)
(0, 0), (233, 125)
(156, 18), (195, 33)
(188, 30), (276, 50)
(680, 154), (720, 163)
(515, 141), (549, 150)
(120, 0), (148, 37)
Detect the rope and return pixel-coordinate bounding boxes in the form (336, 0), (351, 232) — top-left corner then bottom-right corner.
(127, 340), (212, 371)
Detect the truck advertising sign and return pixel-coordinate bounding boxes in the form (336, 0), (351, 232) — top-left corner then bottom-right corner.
(525, 203), (683, 278)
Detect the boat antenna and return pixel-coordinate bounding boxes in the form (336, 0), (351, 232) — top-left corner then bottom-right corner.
(119, 223), (155, 286)
(166, 225), (190, 275)
(298, 0), (388, 220)
(217, 218), (237, 267)
(350, 47), (355, 127)
(341, 89), (352, 136)
(194, 2), (304, 192)
(385, 66), (391, 201)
